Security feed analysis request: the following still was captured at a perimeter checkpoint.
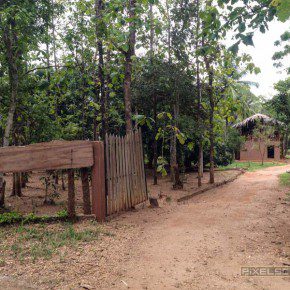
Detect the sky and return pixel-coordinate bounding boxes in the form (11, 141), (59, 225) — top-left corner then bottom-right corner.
(236, 20), (289, 99)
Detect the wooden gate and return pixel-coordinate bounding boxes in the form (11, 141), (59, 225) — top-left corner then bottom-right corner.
(105, 129), (147, 215)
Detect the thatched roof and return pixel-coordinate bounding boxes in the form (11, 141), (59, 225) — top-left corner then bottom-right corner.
(233, 114), (283, 130)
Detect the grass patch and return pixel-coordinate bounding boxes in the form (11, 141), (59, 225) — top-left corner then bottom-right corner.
(279, 173), (290, 202)
(0, 223), (104, 263)
(219, 161), (285, 172)
(0, 210), (69, 226)
(279, 172), (290, 187)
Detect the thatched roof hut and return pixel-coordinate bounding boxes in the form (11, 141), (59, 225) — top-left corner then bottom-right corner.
(233, 114), (283, 136)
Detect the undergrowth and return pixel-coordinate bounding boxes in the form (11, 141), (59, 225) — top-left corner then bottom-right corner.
(0, 210), (69, 226)
(0, 222), (109, 263)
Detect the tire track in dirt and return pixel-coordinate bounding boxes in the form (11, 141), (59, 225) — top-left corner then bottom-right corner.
(99, 165), (290, 289)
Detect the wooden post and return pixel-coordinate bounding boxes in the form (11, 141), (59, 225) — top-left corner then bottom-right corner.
(91, 141), (106, 222)
(0, 180), (6, 207)
(81, 167), (91, 214)
(67, 169), (76, 219)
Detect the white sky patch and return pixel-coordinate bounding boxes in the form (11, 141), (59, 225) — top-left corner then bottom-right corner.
(235, 20), (290, 99)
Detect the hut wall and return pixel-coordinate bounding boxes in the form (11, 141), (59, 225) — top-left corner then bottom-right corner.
(240, 140), (281, 161)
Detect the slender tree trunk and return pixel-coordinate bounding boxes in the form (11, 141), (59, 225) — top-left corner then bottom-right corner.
(171, 101), (182, 188)
(95, 0), (107, 141)
(165, 0), (179, 184)
(11, 129), (22, 196)
(207, 68), (215, 184)
(165, 0), (172, 62)
(203, 0), (215, 184)
(169, 114), (179, 185)
(283, 129), (288, 158)
(0, 18), (20, 205)
(153, 94), (158, 185)
(124, 0), (136, 133)
(195, 0), (203, 187)
(124, 55), (133, 133)
(149, 4), (158, 185)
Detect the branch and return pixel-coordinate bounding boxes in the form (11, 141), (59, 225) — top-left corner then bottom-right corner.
(25, 65), (75, 75)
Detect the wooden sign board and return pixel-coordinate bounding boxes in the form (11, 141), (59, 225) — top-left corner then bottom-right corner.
(0, 140), (94, 173)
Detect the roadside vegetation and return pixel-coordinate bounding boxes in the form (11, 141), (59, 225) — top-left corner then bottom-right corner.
(279, 172), (290, 186)
(0, 222), (111, 263)
(279, 172), (290, 202)
(220, 161), (286, 172)
(0, 210), (69, 226)
(0, 0), (289, 204)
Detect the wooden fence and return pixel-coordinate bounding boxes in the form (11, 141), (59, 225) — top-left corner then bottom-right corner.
(105, 129), (147, 215)
(0, 140), (106, 221)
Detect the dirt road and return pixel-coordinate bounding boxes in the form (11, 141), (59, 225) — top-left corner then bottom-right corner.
(93, 165), (290, 290)
(1, 165), (289, 290)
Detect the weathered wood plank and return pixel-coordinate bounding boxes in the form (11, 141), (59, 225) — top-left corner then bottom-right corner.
(121, 137), (127, 210)
(116, 136), (120, 213)
(91, 141), (106, 222)
(124, 134), (132, 208)
(0, 141), (93, 173)
(139, 128), (147, 200)
(111, 135), (117, 213)
(105, 134), (111, 215)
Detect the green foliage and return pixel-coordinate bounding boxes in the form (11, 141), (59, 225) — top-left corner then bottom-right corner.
(7, 224), (102, 262)
(220, 161), (285, 171)
(271, 0), (290, 22)
(57, 209), (68, 218)
(0, 212), (22, 225)
(279, 172), (290, 186)
(0, 0), (287, 188)
(0, 211), (68, 226)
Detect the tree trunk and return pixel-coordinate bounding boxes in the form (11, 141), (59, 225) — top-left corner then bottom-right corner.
(67, 169), (76, 219)
(283, 130), (288, 158)
(0, 18), (20, 204)
(124, 54), (133, 133)
(123, 0), (136, 134)
(81, 168), (91, 214)
(61, 171), (66, 190)
(208, 69), (215, 184)
(95, 0), (107, 141)
(170, 128), (177, 181)
(153, 94), (158, 185)
(171, 102), (182, 188)
(165, 0), (172, 62)
(149, 3), (158, 185)
(195, 0), (203, 187)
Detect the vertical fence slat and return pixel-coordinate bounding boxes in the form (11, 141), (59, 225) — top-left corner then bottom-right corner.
(139, 128), (147, 199)
(124, 134), (132, 209)
(105, 130), (147, 216)
(117, 136), (122, 212)
(105, 134), (110, 215)
(110, 135), (114, 214)
(130, 132), (137, 206)
(134, 131), (141, 204)
(121, 136), (126, 210)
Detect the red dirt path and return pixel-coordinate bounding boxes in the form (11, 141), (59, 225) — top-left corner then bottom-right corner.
(0, 165), (289, 289)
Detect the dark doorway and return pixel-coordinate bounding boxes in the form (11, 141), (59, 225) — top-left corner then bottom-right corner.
(267, 146), (274, 158)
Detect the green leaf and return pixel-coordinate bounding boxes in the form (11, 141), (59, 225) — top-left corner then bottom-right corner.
(241, 33), (254, 46)
(228, 41), (240, 54)
(238, 22), (246, 33)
